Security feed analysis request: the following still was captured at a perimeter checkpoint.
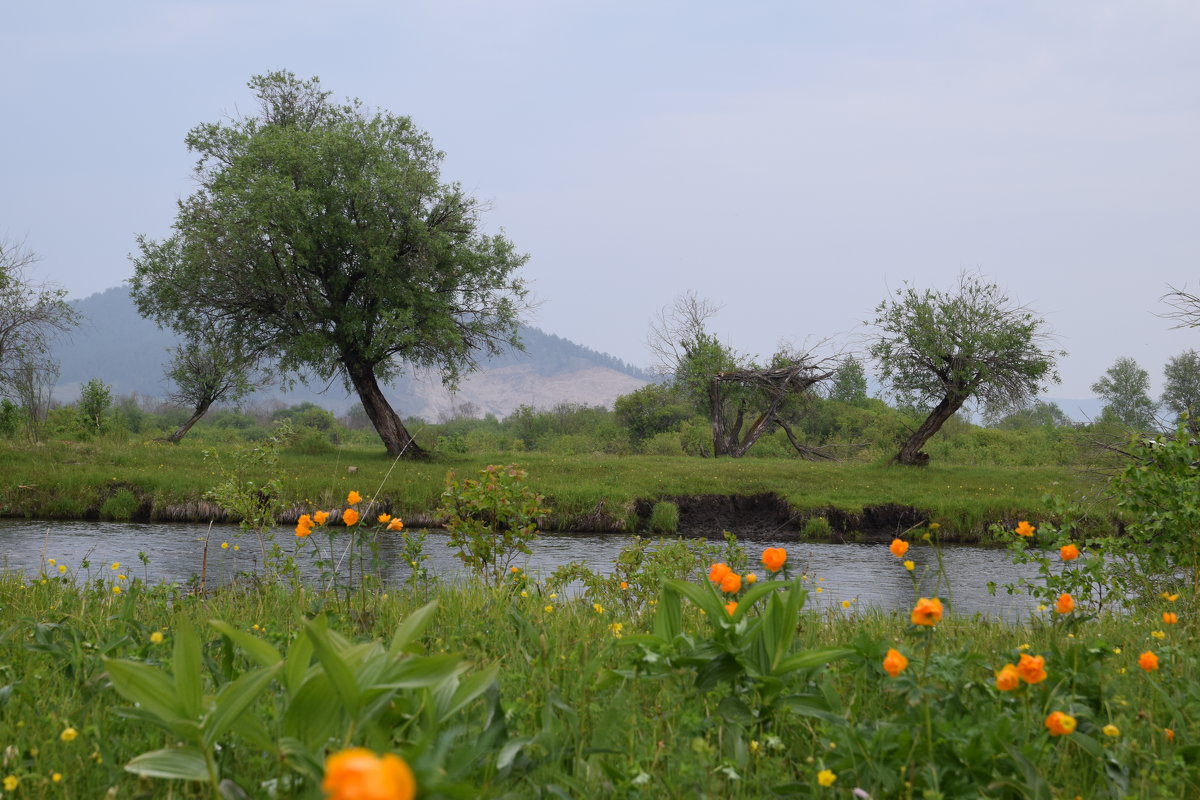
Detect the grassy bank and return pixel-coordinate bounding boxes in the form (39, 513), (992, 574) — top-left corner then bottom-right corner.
(0, 439), (1109, 539)
(1, 535), (1193, 799)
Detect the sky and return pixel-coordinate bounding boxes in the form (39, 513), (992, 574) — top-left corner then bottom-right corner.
(3, 0), (1199, 402)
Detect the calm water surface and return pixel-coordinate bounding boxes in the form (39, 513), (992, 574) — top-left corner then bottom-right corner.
(0, 520), (1043, 619)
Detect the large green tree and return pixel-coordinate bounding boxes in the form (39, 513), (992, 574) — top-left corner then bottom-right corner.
(869, 272), (1061, 465)
(0, 238), (78, 403)
(1092, 356), (1157, 431)
(130, 72), (529, 457)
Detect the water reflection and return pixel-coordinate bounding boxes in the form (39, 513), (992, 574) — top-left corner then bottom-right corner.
(0, 521), (1043, 619)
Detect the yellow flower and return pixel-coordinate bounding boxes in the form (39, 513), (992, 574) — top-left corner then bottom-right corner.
(3, 775), (17, 791)
(593, 603), (604, 614)
(745, 573), (757, 585)
(903, 560), (915, 571)
(889, 539), (909, 558)
(117, 574), (126, 581)
(609, 622), (623, 637)
(1014, 521), (1035, 537)
(520, 590), (528, 598)
(233, 544), (240, 551)
(112, 586), (121, 595)
(1161, 592), (1179, 602)
(817, 768), (837, 787)
(510, 566), (519, 574)
(543, 605), (554, 613)
(47, 558), (56, 566)
(342, 508), (360, 526)
(347, 491), (362, 505)
(928, 522), (940, 530)
(321, 748), (415, 800)
(815, 587), (823, 593)
(150, 631), (164, 644)
(1102, 724), (1120, 737)
(111, 562), (120, 570)
(52, 772), (62, 782)
(220, 541), (229, 550)
(841, 600), (851, 609)
(57, 565), (66, 573)
(60, 727), (78, 742)
(1151, 629), (1166, 640)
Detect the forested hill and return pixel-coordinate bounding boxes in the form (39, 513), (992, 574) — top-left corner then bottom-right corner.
(51, 287), (653, 417)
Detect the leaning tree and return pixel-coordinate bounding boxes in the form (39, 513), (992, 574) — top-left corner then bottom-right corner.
(869, 272), (1062, 466)
(130, 72), (529, 457)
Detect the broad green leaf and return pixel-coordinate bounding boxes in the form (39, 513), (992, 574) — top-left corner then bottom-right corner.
(203, 662), (281, 747)
(124, 747), (210, 782)
(652, 585), (682, 640)
(717, 695), (754, 726)
(173, 618), (203, 720)
(777, 647), (854, 674)
(386, 601), (438, 657)
(104, 657), (187, 730)
(437, 663), (499, 720)
(210, 620), (281, 667)
(283, 632), (314, 697)
(304, 617), (360, 716)
(376, 654), (463, 689)
(282, 673), (342, 749)
(666, 578), (726, 620)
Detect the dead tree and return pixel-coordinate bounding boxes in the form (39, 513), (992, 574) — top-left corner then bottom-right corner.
(708, 358), (834, 458)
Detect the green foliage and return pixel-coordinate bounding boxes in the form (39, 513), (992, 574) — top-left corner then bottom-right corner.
(992, 399), (1073, 430)
(205, 423), (296, 568)
(0, 398), (20, 437)
(1092, 356), (1157, 430)
(648, 501), (679, 534)
(439, 464), (550, 585)
(0, 238), (79, 400)
(801, 515), (832, 539)
(100, 488), (140, 522)
(77, 378), (112, 435)
(1161, 349), (1200, 432)
(130, 71), (529, 456)
(826, 355), (869, 405)
(614, 382), (692, 443)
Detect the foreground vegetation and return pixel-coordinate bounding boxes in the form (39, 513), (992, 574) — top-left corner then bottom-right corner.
(2, 525), (1195, 799)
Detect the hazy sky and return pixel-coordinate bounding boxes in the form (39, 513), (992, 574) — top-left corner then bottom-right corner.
(3, 1), (1198, 400)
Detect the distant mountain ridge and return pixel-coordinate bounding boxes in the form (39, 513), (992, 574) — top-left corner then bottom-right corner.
(51, 287), (652, 418)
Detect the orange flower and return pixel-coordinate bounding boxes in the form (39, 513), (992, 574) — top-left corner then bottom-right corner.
(386, 517), (404, 532)
(347, 491), (362, 505)
(889, 539), (909, 558)
(709, 563), (732, 585)
(720, 572), (742, 594)
(1059, 544), (1080, 561)
(725, 601), (738, 616)
(378, 513), (392, 524)
(1045, 711), (1077, 737)
(1055, 593), (1075, 614)
(314, 510), (330, 525)
(1017, 653), (1047, 684)
(1138, 650), (1159, 672)
(322, 748), (415, 800)
(1165, 728), (1176, 742)
(911, 597), (943, 626)
(295, 515), (314, 538)
(883, 648), (909, 677)
(761, 548), (787, 573)
(1014, 521), (1035, 537)
(1163, 611), (1178, 625)
(995, 663), (1021, 691)
(343, 508), (360, 527)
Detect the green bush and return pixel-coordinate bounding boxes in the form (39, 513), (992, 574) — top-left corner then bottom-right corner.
(100, 488), (140, 521)
(648, 501), (680, 534)
(802, 515), (832, 539)
(286, 425), (335, 456)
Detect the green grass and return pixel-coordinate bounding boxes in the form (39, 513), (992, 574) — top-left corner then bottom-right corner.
(0, 439), (1108, 539)
(0, 545), (1194, 799)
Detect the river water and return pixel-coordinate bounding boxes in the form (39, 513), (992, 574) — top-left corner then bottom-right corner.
(0, 520), (1044, 619)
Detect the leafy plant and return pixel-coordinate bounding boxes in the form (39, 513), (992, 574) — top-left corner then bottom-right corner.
(439, 464), (549, 585)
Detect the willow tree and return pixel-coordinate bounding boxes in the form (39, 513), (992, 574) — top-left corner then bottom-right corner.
(869, 273), (1061, 466)
(130, 72), (528, 457)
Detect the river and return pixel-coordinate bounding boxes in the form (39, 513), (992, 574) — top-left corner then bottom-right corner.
(0, 520), (1045, 619)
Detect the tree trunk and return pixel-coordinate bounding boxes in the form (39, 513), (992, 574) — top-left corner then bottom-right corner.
(895, 394), (967, 466)
(709, 379), (731, 456)
(165, 401), (213, 443)
(346, 360), (425, 459)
